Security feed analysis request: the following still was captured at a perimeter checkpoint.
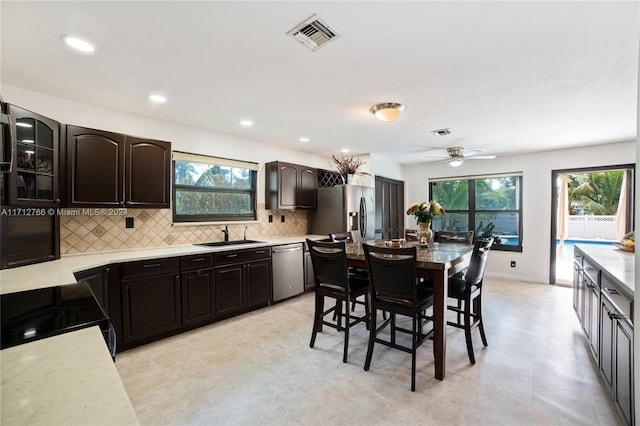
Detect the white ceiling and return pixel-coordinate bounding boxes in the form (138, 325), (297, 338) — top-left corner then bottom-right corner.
(1, 1), (638, 165)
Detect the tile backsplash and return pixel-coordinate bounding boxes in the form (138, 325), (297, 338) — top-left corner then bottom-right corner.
(60, 204), (308, 255)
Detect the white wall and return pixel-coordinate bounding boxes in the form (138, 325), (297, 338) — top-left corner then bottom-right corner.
(404, 141), (636, 283)
(1, 85), (330, 204)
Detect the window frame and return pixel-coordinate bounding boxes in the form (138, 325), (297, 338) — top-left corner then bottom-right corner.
(429, 173), (523, 252)
(172, 153), (258, 223)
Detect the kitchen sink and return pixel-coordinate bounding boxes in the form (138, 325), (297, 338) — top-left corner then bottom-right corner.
(196, 240), (265, 247)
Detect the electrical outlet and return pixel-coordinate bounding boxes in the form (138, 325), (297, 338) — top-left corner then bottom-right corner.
(280, 215), (285, 223)
(510, 261), (516, 268)
(126, 217), (134, 229)
(268, 214), (273, 223)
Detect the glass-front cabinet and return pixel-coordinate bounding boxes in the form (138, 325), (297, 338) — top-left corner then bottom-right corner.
(8, 105), (59, 206)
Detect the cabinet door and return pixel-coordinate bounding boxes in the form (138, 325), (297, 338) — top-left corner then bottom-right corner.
(125, 137), (171, 208)
(615, 318), (633, 425)
(181, 269), (215, 327)
(0, 213), (59, 269)
(587, 280), (599, 358)
(572, 261), (583, 321)
(297, 167), (317, 208)
(246, 259), (271, 307)
(600, 296), (614, 388)
(278, 163), (299, 208)
(66, 125), (124, 206)
(214, 264), (244, 317)
(122, 274), (181, 344)
(8, 105), (59, 206)
(74, 266), (111, 313)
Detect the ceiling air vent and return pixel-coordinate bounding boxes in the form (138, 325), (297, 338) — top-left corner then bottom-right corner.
(431, 128), (451, 136)
(287, 14), (340, 52)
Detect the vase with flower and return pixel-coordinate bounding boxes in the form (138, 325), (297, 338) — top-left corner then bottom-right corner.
(406, 200), (446, 248)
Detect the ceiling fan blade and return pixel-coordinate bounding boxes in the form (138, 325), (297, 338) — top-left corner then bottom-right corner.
(462, 149), (482, 157)
(466, 155), (496, 160)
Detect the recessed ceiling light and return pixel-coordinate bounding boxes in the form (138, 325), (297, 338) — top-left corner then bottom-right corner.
(341, 148), (350, 153)
(61, 35), (96, 53)
(299, 137), (310, 143)
(240, 120), (253, 127)
(148, 94), (167, 103)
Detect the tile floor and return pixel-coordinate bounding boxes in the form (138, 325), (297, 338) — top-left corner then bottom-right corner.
(115, 277), (624, 425)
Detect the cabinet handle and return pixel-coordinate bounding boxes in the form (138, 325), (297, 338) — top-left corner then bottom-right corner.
(604, 287), (620, 295)
(143, 263), (161, 268)
(120, 201), (125, 207)
(54, 198), (61, 205)
(607, 311), (622, 320)
(191, 257), (206, 262)
(226, 254), (238, 258)
(254, 250), (265, 254)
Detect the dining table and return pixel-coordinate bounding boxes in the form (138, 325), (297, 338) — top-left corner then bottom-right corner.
(345, 240), (474, 381)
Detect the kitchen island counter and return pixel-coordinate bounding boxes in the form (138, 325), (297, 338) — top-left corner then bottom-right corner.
(1, 326), (139, 425)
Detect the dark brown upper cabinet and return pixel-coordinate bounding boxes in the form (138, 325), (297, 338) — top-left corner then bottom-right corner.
(66, 125), (171, 208)
(6, 105), (60, 207)
(265, 161), (317, 209)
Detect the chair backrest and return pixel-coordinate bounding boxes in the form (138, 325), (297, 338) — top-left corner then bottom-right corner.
(464, 237), (494, 287)
(363, 244), (417, 304)
(330, 232), (354, 243)
(405, 229), (418, 241)
(306, 239), (349, 291)
(436, 231), (475, 244)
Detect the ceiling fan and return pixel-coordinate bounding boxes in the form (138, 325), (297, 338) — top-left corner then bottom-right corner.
(423, 147), (496, 167)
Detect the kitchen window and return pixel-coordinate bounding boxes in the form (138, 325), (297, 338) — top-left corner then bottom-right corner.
(429, 173), (523, 252)
(172, 152), (258, 223)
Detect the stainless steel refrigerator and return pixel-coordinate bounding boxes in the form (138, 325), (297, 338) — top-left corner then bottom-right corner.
(309, 185), (375, 241)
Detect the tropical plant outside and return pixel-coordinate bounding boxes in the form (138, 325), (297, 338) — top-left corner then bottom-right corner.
(567, 171), (623, 215)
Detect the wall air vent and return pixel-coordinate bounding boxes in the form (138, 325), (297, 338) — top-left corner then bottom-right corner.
(287, 14), (340, 52)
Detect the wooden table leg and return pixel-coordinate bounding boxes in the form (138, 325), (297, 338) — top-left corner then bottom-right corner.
(432, 270), (448, 380)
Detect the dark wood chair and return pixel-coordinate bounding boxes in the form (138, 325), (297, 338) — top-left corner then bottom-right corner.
(330, 232), (369, 312)
(405, 229), (418, 241)
(307, 239), (370, 363)
(446, 237), (493, 364)
(436, 230), (475, 244)
(362, 244), (434, 391)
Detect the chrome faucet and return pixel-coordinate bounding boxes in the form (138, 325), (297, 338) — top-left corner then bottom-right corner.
(221, 225), (229, 242)
(243, 225), (248, 240)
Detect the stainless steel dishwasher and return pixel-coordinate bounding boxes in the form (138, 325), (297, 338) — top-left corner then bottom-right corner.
(272, 243), (304, 302)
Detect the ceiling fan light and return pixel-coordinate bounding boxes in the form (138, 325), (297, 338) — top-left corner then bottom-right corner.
(449, 159), (463, 167)
(370, 102), (404, 122)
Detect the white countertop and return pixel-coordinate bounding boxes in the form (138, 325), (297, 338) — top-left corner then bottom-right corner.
(0, 235), (325, 295)
(574, 244), (635, 297)
(1, 326), (139, 425)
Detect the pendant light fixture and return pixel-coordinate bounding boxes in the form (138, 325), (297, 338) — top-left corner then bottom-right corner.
(370, 102), (405, 122)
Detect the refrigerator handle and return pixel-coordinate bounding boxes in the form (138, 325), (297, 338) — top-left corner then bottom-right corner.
(360, 196), (366, 240)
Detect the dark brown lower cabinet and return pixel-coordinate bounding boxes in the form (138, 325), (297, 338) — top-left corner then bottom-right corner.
(74, 264), (122, 349)
(122, 273), (181, 345)
(214, 248), (272, 318)
(181, 268), (215, 327)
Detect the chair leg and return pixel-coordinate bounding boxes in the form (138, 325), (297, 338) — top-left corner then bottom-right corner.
(364, 306), (377, 371)
(310, 294), (324, 348)
(343, 298), (350, 363)
(477, 294), (488, 347)
(464, 298), (475, 364)
(411, 313), (418, 392)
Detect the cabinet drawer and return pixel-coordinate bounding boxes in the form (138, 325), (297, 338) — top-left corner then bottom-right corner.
(573, 250), (584, 266)
(121, 257), (179, 279)
(601, 273), (632, 321)
(180, 254), (214, 271)
(583, 259), (599, 283)
(214, 247), (271, 266)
